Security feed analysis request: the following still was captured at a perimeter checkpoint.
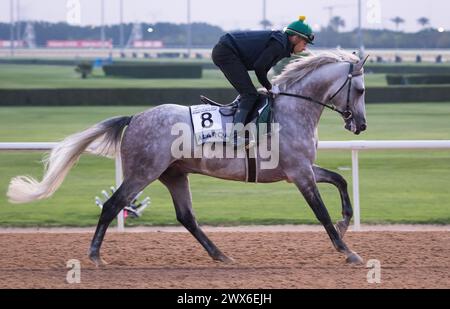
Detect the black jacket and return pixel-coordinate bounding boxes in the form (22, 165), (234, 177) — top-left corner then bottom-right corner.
(218, 30), (293, 89)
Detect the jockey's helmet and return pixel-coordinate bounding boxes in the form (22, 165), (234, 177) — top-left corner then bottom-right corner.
(284, 16), (315, 44)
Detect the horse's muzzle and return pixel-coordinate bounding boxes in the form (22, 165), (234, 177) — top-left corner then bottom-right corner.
(345, 119), (367, 135)
(353, 123), (367, 135)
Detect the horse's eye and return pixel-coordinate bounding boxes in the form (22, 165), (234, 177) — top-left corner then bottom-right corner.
(356, 88), (365, 95)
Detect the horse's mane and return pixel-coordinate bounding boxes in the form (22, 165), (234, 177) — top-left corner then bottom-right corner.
(272, 49), (360, 88)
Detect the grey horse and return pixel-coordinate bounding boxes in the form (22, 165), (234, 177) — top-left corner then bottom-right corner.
(8, 50), (368, 266)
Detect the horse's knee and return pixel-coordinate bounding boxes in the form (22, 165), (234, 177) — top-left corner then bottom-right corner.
(343, 207), (353, 218)
(339, 176), (348, 189)
(331, 173), (348, 190)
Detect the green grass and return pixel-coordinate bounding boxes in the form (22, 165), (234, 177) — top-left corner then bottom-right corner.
(0, 64), (387, 88)
(0, 64), (251, 89)
(364, 73), (387, 86)
(0, 103), (449, 226)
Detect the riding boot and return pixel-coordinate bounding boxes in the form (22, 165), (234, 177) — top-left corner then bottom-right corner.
(233, 94), (257, 127)
(233, 107), (250, 127)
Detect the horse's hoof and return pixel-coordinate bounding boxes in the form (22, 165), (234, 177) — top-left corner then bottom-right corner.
(335, 220), (348, 238)
(346, 252), (364, 265)
(89, 253), (109, 267)
(214, 254), (235, 264)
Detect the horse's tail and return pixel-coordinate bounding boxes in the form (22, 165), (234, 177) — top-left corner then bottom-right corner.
(7, 116), (133, 204)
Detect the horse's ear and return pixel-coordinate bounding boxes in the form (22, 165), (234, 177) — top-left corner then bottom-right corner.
(360, 54), (370, 66)
(354, 54), (370, 72)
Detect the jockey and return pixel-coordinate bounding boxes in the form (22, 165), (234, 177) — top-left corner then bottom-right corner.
(212, 16), (315, 127)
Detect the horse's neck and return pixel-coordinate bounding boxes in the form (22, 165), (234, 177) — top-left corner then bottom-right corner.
(275, 64), (342, 132)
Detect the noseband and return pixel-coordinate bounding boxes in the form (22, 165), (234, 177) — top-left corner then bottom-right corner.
(277, 62), (362, 120)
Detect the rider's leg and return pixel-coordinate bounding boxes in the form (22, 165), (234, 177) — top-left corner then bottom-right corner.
(212, 43), (258, 126)
(233, 93), (257, 125)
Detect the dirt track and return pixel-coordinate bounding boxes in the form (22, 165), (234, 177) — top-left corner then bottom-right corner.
(0, 231), (449, 289)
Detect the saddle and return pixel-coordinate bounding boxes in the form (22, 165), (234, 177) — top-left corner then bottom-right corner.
(197, 93), (274, 184)
(193, 93), (274, 183)
(200, 92), (273, 126)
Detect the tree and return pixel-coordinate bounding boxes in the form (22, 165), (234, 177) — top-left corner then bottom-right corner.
(417, 17), (430, 29)
(329, 16), (345, 32)
(391, 16), (405, 31)
(75, 62), (93, 79)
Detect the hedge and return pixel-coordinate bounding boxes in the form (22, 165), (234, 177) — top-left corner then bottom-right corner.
(366, 86), (450, 102)
(386, 74), (450, 85)
(118, 60), (217, 69)
(102, 63), (202, 78)
(1, 86), (450, 106)
(0, 88), (237, 106)
(0, 58), (79, 66)
(0, 58), (218, 69)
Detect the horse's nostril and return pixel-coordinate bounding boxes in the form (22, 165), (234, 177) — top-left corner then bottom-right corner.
(360, 124), (367, 131)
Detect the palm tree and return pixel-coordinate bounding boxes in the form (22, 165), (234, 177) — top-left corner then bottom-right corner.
(391, 16), (405, 31)
(329, 16), (345, 32)
(417, 17), (430, 30)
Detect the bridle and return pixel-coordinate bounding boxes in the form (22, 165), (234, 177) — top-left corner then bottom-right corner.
(277, 62), (363, 120)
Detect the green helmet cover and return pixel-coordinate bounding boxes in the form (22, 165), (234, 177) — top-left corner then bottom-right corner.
(285, 16), (315, 44)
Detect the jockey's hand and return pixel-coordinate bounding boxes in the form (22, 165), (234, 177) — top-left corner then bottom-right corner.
(270, 84), (281, 95)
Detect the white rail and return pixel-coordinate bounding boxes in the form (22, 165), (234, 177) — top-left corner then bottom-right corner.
(2, 140), (450, 231)
(0, 142), (125, 231)
(319, 140), (450, 230)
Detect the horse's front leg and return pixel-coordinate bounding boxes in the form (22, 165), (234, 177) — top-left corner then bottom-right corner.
(288, 166), (363, 264)
(313, 165), (353, 238)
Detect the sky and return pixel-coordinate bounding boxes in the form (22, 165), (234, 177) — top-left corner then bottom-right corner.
(0, 0), (448, 32)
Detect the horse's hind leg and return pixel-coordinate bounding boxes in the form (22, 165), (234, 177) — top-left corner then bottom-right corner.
(159, 168), (233, 263)
(313, 165), (353, 238)
(288, 167), (362, 264)
(88, 178), (148, 267)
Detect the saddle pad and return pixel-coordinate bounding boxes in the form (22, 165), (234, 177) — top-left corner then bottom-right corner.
(190, 104), (233, 145)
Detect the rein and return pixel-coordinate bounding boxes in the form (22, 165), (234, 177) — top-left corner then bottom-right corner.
(277, 63), (362, 120)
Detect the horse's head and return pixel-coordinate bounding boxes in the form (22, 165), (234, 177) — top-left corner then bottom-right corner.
(329, 55), (369, 135)
(273, 50), (369, 135)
